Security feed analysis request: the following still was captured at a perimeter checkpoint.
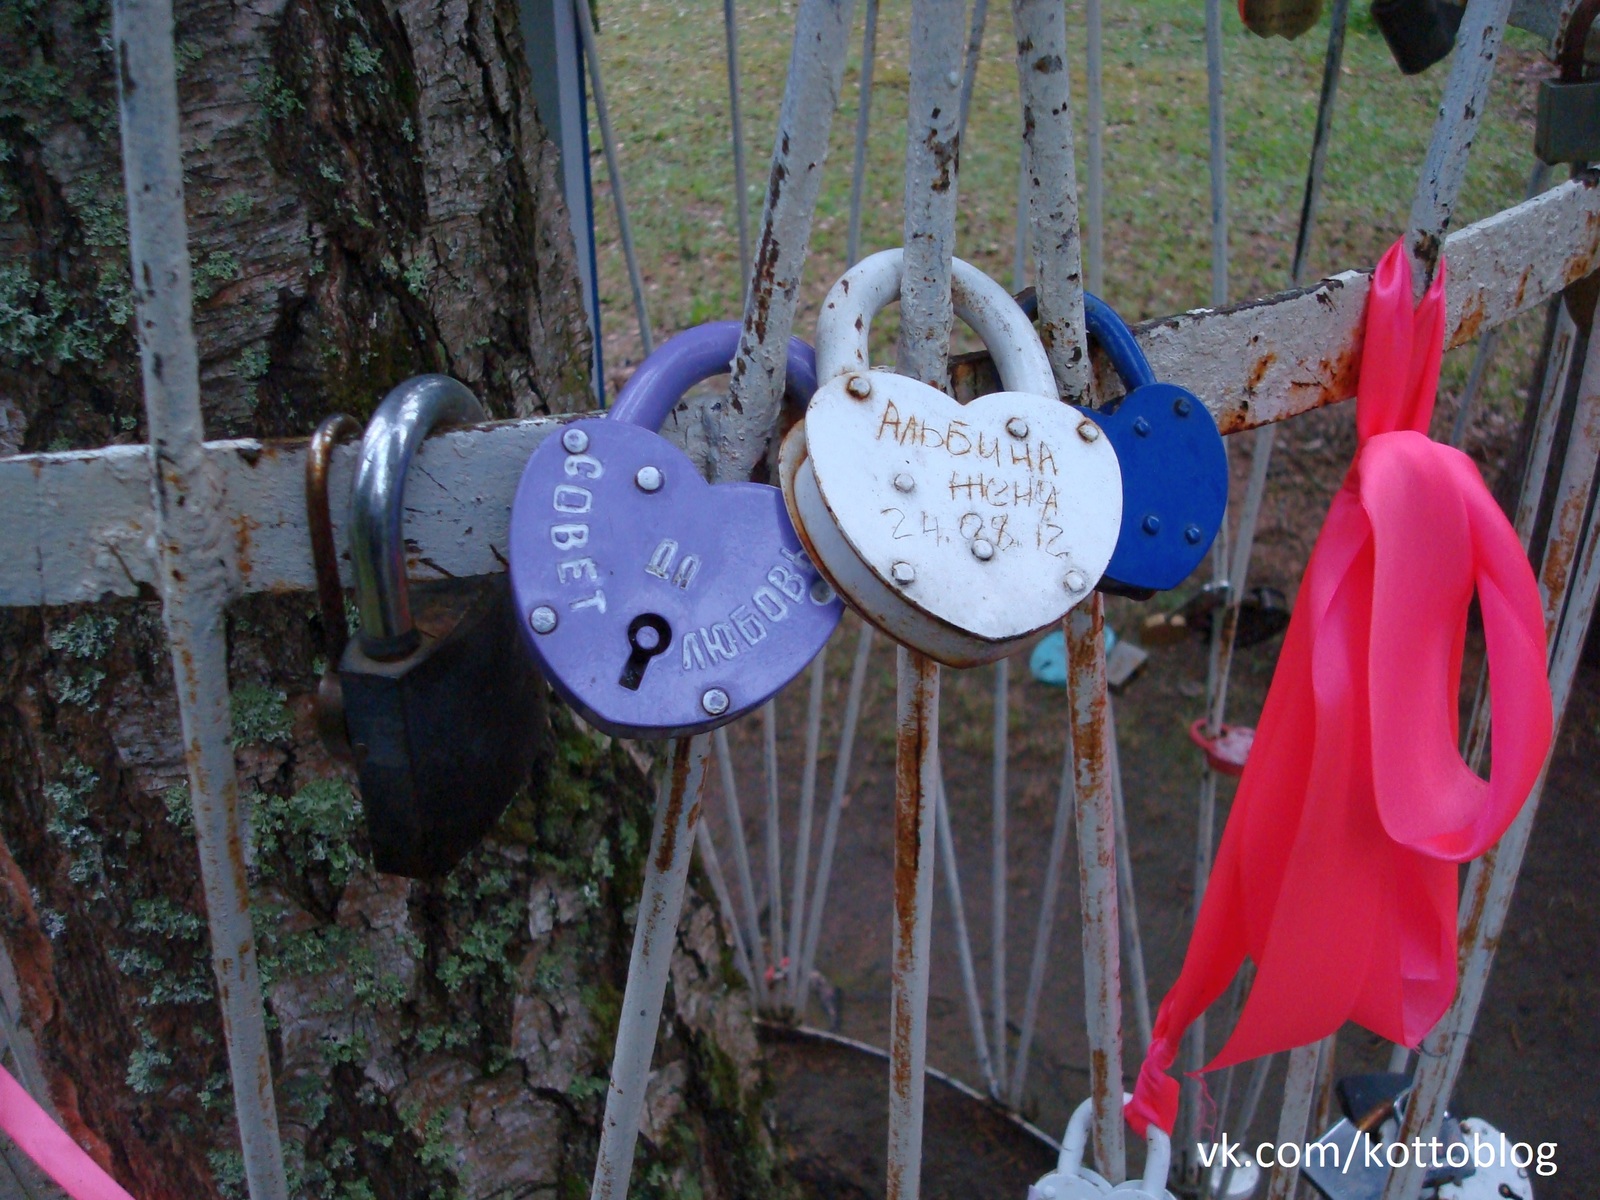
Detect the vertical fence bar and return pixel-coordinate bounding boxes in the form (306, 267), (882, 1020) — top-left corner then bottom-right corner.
(714, 727), (772, 1006)
(888, 648), (941, 1200)
(1204, 0), (1228, 307)
(990, 656), (1010, 1095)
(1448, 161), (1556, 448)
(1011, 0), (1091, 401)
(574, 0), (653, 358)
(1289, 0), (1351, 285)
(721, 0), (859, 482)
(934, 774), (998, 1093)
(1382, 307), (1600, 1200)
(695, 820), (755, 989)
(1264, 1041), (1321, 1200)
(1404, 0), (1515, 288)
(1084, 0), (1104, 296)
(887, 4), (963, 1192)
(846, 0), (881, 268)
(798, 624), (876, 1013)
(110, 3), (288, 1198)
(958, 0), (991, 135)
(786, 657), (828, 1007)
(723, 0), (753, 291)
(1067, 597), (1127, 1183)
(761, 703), (786, 980)
(1009, 736), (1075, 1108)
(590, 737), (713, 1200)
(1109, 704), (1152, 1056)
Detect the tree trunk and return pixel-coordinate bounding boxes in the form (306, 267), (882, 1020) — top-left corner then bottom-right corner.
(0, 1), (787, 1197)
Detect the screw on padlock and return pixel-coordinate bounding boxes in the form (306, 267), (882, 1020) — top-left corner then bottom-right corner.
(307, 413), (363, 761)
(1076, 294), (1228, 598)
(1371, 0), (1464, 75)
(508, 321), (841, 738)
(780, 248), (1124, 668)
(1535, 0), (1600, 164)
(337, 375), (546, 879)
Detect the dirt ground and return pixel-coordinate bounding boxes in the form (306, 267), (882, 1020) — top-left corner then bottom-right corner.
(703, 396), (1599, 1198)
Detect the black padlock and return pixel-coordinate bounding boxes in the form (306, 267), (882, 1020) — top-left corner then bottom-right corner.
(1536, 0), (1600, 164)
(325, 376), (545, 879)
(1371, 0), (1463, 75)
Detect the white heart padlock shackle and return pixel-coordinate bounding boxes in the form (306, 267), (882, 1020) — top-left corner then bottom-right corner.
(1027, 1096), (1176, 1200)
(781, 249), (1123, 667)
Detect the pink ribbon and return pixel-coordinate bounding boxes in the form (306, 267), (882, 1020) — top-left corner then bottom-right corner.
(1126, 241), (1554, 1136)
(1, 1064), (137, 1200)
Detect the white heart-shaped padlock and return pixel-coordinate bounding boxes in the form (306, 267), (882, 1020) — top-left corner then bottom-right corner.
(780, 249), (1122, 666)
(1028, 1096), (1113, 1200)
(1027, 1097), (1177, 1200)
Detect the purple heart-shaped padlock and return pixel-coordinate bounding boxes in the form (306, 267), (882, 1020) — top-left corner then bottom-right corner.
(509, 322), (841, 738)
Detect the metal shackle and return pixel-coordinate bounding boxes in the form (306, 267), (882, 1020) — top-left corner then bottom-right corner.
(814, 248), (1056, 398)
(1081, 294), (1158, 394)
(609, 319), (818, 432)
(1050, 1095), (1171, 1197)
(350, 374), (487, 660)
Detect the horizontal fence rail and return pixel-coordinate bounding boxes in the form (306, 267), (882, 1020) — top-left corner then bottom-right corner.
(3, 173), (1597, 611)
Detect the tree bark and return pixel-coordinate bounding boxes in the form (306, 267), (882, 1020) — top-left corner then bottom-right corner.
(0, 1), (787, 1197)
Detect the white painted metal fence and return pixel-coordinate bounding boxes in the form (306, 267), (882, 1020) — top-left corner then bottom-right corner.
(0, 0), (1597, 1199)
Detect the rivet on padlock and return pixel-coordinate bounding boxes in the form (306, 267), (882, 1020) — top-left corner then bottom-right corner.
(509, 321), (841, 738)
(781, 248), (1123, 668)
(1535, 0), (1600, 165)
(1076, 293), (1228, 598)
(335, 375), (545, 879)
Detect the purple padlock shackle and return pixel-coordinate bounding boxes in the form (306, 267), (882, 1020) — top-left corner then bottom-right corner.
(608, 320), (817, 432)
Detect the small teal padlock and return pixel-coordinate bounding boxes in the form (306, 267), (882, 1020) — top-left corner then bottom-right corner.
(1076, 295), (1228, 598)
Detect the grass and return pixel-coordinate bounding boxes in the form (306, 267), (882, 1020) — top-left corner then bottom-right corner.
(584, 0), (1552, 423)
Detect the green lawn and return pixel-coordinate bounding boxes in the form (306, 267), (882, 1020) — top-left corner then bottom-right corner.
(586, 0), (1550, 429)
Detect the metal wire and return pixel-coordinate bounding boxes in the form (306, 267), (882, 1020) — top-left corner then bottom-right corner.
(797, 623), (876, 1015)
(934, 771), (999, 1094)
(574, 0), (653, 358)
(846, 0), (881, 268)
(1008, 720), (1075, 1110)
(990, 656), (1010, 1096)
(696, 818), (756, 989)
(723, 0), (753, 292)
(715, 726), (772, 1006)
(761, 701), (786, 981)
(785, 655), (828, 1009)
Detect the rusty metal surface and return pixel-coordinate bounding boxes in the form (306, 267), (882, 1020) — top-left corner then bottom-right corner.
(887, 647), (940, 1200)
(1066, 596), (1126, 1184)
(7, 179), (1600, 611)
(589, 737), (712, 1200)
(1405, 0), (1515, 287)
(110, 0), (288, 1196)
(1264, 1041), (1322, 1200)
(718, 0), (858, 483)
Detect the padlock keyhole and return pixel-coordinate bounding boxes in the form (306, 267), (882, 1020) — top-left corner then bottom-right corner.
(620, 613), (672, 691)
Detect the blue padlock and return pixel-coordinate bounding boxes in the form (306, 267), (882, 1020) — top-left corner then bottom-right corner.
(1077, 295), (1228, 596)
(508, 321), (842, 739)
